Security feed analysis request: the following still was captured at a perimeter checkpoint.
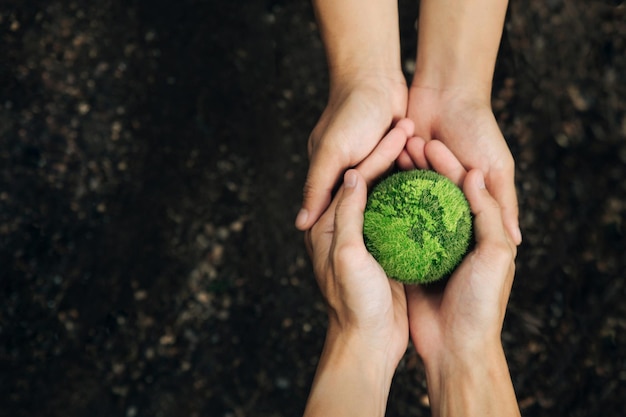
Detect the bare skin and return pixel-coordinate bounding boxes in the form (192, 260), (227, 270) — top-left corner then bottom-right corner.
(297, 0), (521, 245)
(303, 128), (521, 416)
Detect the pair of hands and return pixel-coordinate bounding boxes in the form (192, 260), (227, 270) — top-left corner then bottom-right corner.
(305, 118), (516, 371)
(303, 120), (519, 416)
(301, 2), (519, 414)
(296, 78), (521, 247)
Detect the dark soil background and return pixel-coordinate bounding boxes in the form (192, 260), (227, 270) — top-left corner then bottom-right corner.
(1, 0), (625, 416)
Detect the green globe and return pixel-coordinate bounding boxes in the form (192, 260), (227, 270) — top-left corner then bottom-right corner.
(363, 170), (472, 284)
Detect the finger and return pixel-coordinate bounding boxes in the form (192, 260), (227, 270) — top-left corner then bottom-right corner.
(355, 123), (408, 187)
(396, 149), (416, 170)
(405, 283), (443, 349)
(296, 148), (346, 230)
(487, 171), (522, 245)
(463, 169), (511, 249)
(299, 117), (413, 230)
(424, 140), (467, 187)
(405, 282), (442, 308)
(395, 118), (415, 138)
(395, 118), (418, 170)
(405, 136), (429, 170)
(464, 169), (517, 297)
(306, 188), (338, 266)
(308, 181), (339, 245)
(333, 170), (367, 251)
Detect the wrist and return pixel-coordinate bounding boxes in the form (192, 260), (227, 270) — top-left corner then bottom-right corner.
(324, 24), (404, 84)
(412, 0), (509, 99)
(313, 0), (404, 87)
(422, 343), (520, 417)
(420, 332), (503, 372)
(328, 71), (407, 115)
(304, 327), (398, 417)
(329, 67), (406, 94)
(411, 68), (493, 103)
(408, 84), (495, 125)
(325, 323), (401, 381)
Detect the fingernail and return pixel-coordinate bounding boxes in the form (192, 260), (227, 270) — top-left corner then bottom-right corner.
(514, 227), (522, 245)
(295, 208), (309, 229)
(344, 170), (357, 188)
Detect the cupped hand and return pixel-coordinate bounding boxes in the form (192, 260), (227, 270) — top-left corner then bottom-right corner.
(296, 76), (407, 230)
(400, 86), (521, 245)
(402, 139), (517, 363)
(305, 120), (414, 363)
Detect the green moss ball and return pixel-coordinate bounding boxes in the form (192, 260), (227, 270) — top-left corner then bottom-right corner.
(363, 170), (472, 284)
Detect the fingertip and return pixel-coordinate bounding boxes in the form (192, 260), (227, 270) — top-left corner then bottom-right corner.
(508, 222), (523, 246)
(296, 190), (330, 230)
(396, 118), (415, 138)
(396, 150), (416, 170)
(406, 136), (429, 170)
(298, 161), (343, 230)
(343, 169), (358, 189)
(295, 208), (309, 230)
(425, 140), (467, 187)
(355, 128), (408, 186)
(342, 169), (365, 197)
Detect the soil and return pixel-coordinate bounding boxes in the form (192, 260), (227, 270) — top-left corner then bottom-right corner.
(1, 0), (625, 416)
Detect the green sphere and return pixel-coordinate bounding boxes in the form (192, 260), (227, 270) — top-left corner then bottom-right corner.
(363, 170), (472, 284)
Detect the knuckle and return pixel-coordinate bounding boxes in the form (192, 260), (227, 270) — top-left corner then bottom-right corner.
(489, 150), (515, 176)
(332, 240), (363, 265)
(301, 176), (315, 200)
(483, 241), (515, 267)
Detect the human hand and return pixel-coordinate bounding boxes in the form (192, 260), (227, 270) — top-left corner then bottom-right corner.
(295, 75), (407, 230)
(401, 87), (521, 245)
(305, 119), (413, 361)
(303, 120), (413, 417)
(403, 139), (520, 416)
(404, 138), (516, 358)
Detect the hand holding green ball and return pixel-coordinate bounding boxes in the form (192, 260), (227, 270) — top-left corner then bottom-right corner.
(363, 170), (472, 284)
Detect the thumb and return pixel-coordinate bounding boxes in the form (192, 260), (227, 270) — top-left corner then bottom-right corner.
(463, 169), (514, 253)
(296, 150), (345, 231)
(333, 170), (367, 251)
(487, 169), (522, 245)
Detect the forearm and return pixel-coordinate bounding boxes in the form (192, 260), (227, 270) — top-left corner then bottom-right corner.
(414, 0), (509, 98)
(303, 328), (397, 417)
(423, 344), (521, 417)
(312, 0), (403, 84)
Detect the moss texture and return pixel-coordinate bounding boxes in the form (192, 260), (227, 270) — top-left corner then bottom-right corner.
(363, 170), (472, 284)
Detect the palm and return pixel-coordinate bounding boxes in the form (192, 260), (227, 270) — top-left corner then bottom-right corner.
(406, 255), (507, 359)
(316, 239), (408, 353)
(399, 137), (516, 361)
(406, 87), (519, 244)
